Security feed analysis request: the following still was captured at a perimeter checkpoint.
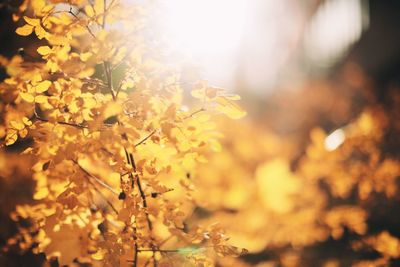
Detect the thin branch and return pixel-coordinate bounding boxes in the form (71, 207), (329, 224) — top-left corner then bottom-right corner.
(133, 217), (139, 267)
(73, 159), (119, 196)
(68, 6), (97, 39)
(34, 108), (115, 130)
(34, 109), (87, 129)
(137, 249), (179, 253)
(181, 108), (205, 120)
(103, 61), (116, 100)
(135, 130), (157, 147)
(100, 4), (157, 265)
(72, 160), (118, 214)
(115, 81), (123, 98)
(90, 181), (118, 214)
(106, 0), (118, 13)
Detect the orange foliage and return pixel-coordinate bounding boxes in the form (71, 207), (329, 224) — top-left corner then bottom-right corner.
(1, 1), (400, 267)
(1, 0), (246, 266)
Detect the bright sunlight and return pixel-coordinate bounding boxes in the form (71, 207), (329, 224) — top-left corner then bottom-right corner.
(162, 0), (247, 58)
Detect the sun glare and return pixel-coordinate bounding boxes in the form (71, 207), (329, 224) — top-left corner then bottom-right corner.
(161, 0), (247, 59)
(324, 129), (346, 151)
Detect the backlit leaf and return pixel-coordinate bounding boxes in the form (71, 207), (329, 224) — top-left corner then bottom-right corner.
(35, 80), (51, 93)
(15, 24), (34, 36)
(5, 129), (18, 146)
(20, 92), (34, 103)
(37, 46), (52, 55)
(10, 120), (25, 131)
(34, 24), (47, 39)
(23, 16), (40, 26)
(35, 95), (47, 103)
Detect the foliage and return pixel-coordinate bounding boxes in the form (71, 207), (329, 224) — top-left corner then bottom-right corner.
(0, 0), (246, 266)
(1, 1), (400, 267)
(192, 87), (400, 266)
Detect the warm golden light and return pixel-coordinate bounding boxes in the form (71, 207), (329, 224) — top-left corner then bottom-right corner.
(324, 128), (345, 151)
(162, 0), (247, 58)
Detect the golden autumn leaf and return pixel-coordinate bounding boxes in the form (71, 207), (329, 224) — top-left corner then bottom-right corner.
(5, 129), (18, 146)
(34, 95), (47, 103)
(80, 52), (92, 62)
(85, 5), (95, 17)
(35, 80), (51, 93)
(15, 24), (34, 36)
(23, 16), (40, 26)
(34, 25), (47, 39)
(20, 92), (35, 103)
(22, 117), (32, 126)
(3, 1), (250, 266)
(9, 120), (25, 131)
(31, 0), (46, 14)
(37, 46), (52, 55)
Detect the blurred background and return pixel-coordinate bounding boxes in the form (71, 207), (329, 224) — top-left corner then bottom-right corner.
(1, 0), (400, 266)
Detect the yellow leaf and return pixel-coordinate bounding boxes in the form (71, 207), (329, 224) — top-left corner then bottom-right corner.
(94, 0), (104, 13)
(15, 24), (34, 36)
(5, 129), (18, 146)
(19, 128), (28, 138)
(85, 5), (95, 17)
(10, 120), (25, 130)
(35, 95), (47, 103)
(182, 153), (198, 169)
(20, 92), (35, 103)
(42, 5), (54, 14)
(103, 101), (122, 119)
(35, 80), (51, 93)
(94, 0), (105, 24)
(32, 73), (42, 84)
(47, 60), (58, 72)
(82, 96), (97, 109)
(216, 96), (246, 119)
(80, 52), (92, 62)
(22, 117), (32, 126)
(34, 24), (47, 39)
(31, 0), (45, 14)
(91, 249), (106, 261)
(33, 187), (49, 200)
(23, 16), (40, 26)
(37, 46), (52, 55)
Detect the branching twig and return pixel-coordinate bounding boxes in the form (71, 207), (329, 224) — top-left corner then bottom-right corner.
(100, 3), (158, 265)
(73, 159), (119, 196)
(34, 109), (87, 129)
(71, 159), (118, 214)
(68, 6), (97, 39)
